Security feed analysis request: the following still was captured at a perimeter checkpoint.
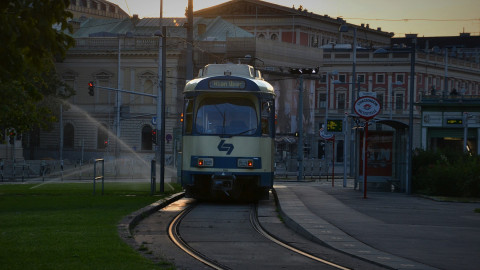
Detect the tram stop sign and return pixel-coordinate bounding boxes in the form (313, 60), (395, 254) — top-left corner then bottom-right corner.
(354, 96), (381, 120)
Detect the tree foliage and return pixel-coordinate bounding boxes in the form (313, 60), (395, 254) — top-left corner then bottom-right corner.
(0, 0), (75, 140)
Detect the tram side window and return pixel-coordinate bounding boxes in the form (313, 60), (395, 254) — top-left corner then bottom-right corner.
(184, 98), (193, 134)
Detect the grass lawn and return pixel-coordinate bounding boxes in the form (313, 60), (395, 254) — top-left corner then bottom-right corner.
(0, 182), (181, 270)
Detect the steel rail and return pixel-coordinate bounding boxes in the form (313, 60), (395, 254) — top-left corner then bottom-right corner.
(168, 204), (231, 270)
(250, 204), (351, 270)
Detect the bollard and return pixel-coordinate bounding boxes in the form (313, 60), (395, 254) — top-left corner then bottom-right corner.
(151, 160), (156, 195)
(60, 160), (64, 181)
(93, 159), (105, 195)
(41, 160), (46, 182)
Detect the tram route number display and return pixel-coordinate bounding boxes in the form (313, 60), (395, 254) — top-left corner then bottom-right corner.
(209, 79), (246, 89)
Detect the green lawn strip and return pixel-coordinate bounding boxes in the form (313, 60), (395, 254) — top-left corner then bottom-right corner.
(0, 182), (180, 270)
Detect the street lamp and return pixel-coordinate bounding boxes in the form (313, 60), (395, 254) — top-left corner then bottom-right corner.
(339, 23), (358, 178)
(407, 36), (416, 195)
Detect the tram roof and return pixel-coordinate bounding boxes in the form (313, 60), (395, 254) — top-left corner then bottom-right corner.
(184, 64), (275, 95)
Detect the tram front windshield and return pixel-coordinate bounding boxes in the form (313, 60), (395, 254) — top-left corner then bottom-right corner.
(195, 97), (257, 136)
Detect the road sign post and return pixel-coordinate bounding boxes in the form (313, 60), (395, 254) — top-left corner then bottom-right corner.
(354, 96), (381, 199)
(320, 128), (335, 186)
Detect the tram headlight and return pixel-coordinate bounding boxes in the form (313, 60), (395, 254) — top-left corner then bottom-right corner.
(237, 158), (254, 168)
(197, 158), (214, 167)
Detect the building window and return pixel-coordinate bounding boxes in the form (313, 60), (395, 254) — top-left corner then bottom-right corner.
(271, 34), (278, 40)
(70, 0), (77, 6)
(109, 5), (116, 13)
(396, 74), (404, 84)
(320, 74), (327, 83)
(376, 74), (385, 84)
(311, 36), (318, 47)
(100, 3), (106, 11)
(90, 1), (97, 10)
(318, 93), (326, 108)
(357, 74), (365, 83)
(141, 125), (153, 150)
(339, 74), (346, 83)
(64, 123), (74, 149)
(97, 124), (109, 149)
(376, 93), (384, 109)
(80, 0), (87, 7)
(337, 93), (346, 110)
(258, 33), (265, 39)
(395, 93), (404, 111)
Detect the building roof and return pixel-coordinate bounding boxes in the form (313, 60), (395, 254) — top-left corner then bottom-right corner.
(194, 0), (393, 37)
(71, 16), (253, 40)
(392, 34), (480, 49)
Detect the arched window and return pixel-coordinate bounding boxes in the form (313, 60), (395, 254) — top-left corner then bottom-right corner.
(64, 123), (74, 149)
(258, 34), (265, 39)
(271, 34), (278, 40)
(97, 124), (109, 149)
(141, 125), (153, 150)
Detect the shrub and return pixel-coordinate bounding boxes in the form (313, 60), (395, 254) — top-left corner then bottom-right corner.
(413, 149), (480, 197)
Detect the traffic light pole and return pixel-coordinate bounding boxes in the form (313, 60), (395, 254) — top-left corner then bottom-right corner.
(297, 76), (304, 181)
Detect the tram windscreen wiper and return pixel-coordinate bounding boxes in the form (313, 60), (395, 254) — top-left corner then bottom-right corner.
(234, 128), (256, 136)
(213, 104), (227, 135)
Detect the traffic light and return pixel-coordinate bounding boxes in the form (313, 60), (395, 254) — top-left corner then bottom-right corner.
(294, 131), (299, 137)
(289, 67), (319, 75)
(152, 129), (157, 145)
(8, 131), (15, 145)
(88, 81), (95, 96)
(104, 139), (108, 147)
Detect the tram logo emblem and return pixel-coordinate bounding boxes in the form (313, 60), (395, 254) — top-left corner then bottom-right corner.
(217, 140), (234, 155)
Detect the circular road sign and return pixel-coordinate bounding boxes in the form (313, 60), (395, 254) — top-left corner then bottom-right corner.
(319, 128), (334, 140)
(354, 96), (381, 120)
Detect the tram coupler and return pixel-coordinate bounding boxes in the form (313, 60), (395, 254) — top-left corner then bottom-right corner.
(211, 173), (236, 194)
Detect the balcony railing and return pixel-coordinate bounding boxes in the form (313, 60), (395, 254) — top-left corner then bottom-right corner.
(419, 94), (480, 104)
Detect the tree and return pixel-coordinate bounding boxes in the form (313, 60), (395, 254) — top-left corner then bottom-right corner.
(0, 0), (75, 141)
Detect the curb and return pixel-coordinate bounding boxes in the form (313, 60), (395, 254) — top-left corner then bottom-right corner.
(117, 192), (185, 249)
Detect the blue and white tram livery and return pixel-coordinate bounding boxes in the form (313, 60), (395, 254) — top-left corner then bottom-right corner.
(181, 64), (276, 200)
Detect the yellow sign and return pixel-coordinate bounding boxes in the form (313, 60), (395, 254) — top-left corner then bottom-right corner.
(446, 119), (462, 125)
(327, 119), (343, 132)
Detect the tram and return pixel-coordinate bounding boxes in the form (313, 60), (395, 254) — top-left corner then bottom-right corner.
(181, 64), (276, 200)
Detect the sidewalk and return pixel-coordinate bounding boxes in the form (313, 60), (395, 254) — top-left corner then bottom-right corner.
(274, 181), (480, 270)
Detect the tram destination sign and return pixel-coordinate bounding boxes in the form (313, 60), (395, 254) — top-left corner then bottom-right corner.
(354, 96), (381, 120)
(209, 79), (246, 89)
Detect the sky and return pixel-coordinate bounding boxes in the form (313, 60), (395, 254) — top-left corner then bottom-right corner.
(108, 0), (480, 37)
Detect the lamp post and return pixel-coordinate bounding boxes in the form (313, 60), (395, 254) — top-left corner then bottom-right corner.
(339, 24), (357, 178)
(407, 36), (416, 195)
(154, 0), (165, 193)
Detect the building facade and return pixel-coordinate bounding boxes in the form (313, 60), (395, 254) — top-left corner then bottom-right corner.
(6, 0), (479, 188)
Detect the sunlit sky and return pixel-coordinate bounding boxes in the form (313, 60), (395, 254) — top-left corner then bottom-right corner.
(108, 0), (480, 37)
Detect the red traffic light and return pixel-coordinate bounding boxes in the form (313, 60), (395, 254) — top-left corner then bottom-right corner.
(88, 81), (95, 96)
(152, 129), (157, 144)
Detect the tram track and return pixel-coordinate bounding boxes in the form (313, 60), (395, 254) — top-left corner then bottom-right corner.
(167, 202), (352, 270)
(168, 203), (231, 270)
